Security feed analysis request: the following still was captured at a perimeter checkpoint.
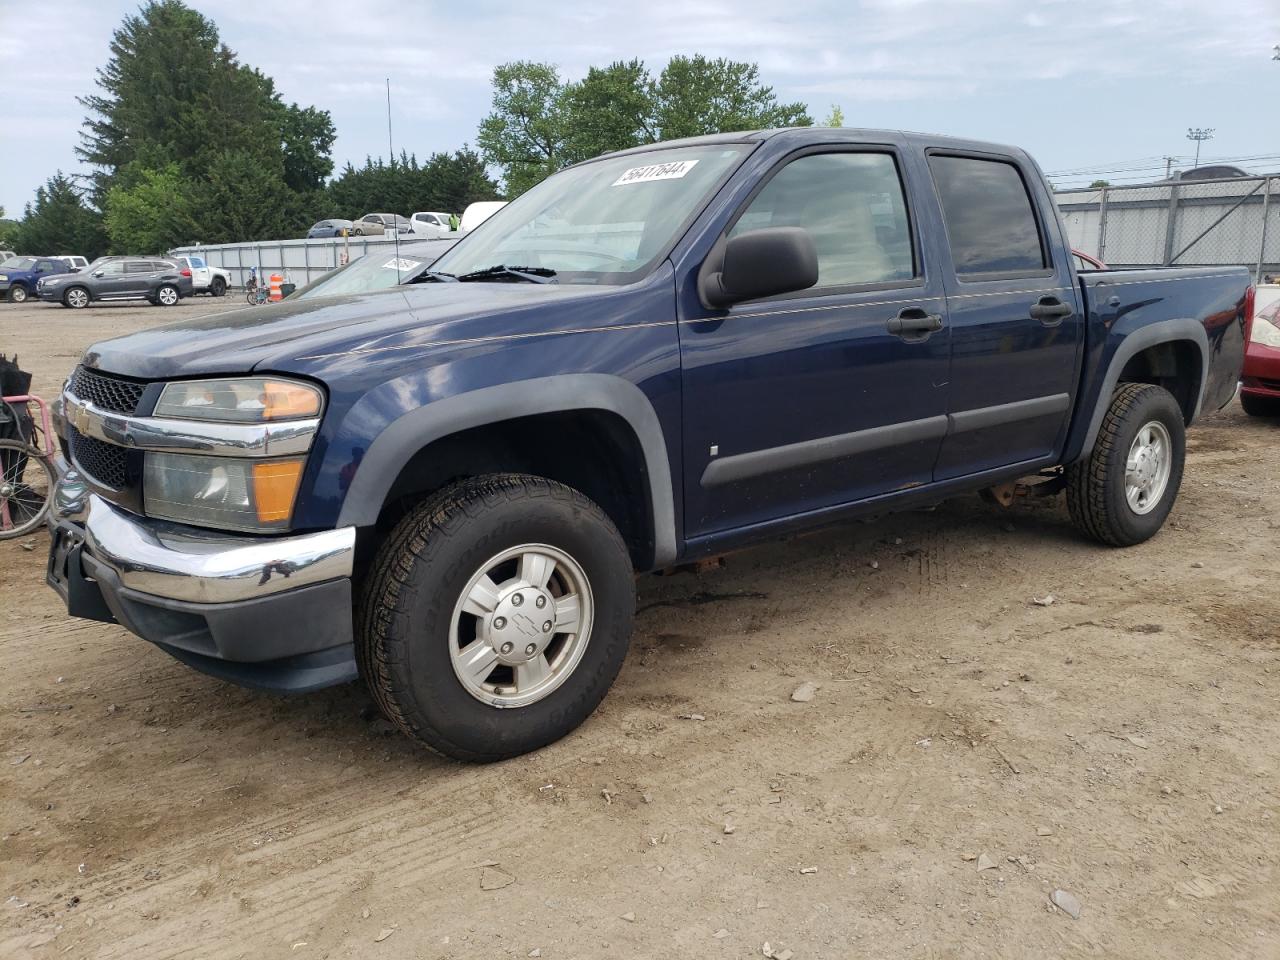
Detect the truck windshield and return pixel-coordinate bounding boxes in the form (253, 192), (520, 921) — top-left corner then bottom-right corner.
(2, 257), (35, 270)
(431, 144), (749, 285)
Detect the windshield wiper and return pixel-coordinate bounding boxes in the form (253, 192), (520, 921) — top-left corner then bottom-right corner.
(456, 265), (557, 284)
(407, 269), (458, 283)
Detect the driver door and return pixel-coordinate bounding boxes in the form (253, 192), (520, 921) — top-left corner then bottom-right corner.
(679, 147), (951, 538)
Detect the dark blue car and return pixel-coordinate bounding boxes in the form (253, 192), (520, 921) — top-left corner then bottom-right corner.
(0, 255), (70, 303)
(46, 128), (1251, 761)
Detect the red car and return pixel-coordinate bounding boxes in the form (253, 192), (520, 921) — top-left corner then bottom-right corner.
(1242, 295), (1280, 417)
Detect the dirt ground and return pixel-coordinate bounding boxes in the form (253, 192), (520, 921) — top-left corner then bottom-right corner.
(2, 297), (1278, 960)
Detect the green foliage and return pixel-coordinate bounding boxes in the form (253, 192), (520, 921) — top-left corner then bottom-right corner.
(1089, 179), (1111, 188)
(823, 104), (845, 127)
(326, 149), (501, 220)
(476, 61), (570, 198)
(479, 55), (813, 195)
(11, 174), (107, 258)
(73, 0), (335, 249)
(653, 55), (812, 142)
(103, 164), (195, 253)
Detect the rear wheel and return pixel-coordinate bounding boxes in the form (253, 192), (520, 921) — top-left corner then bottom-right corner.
(63, 286), (90, 309)
(154, 284), (179, 306)
(1066, 383), (1185, 546)
(210, 276), (226, 297)
(357, 474), (635, 761)
(0, 441), (54, 540)
(1240, 392), (1280, 418)
(8, 284), (28, 303)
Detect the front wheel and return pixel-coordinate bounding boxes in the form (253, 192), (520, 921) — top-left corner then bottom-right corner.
(0, 441), (54, 540)
(210, 276), (226, 297)
(1066, 383), (1185, 546)
(154, 284), (179, 306)
(357, 474), (635, 761)
(8, 284), (28, 303)
(63, 286), (90, 309)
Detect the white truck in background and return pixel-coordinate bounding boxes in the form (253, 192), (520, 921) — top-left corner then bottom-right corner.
(171, 254), (231, 296)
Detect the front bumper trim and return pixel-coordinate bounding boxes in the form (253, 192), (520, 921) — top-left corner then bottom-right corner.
(68, 489), (355, 604)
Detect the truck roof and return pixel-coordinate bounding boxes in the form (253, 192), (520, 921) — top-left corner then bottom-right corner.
(589, 127), (1028, 164)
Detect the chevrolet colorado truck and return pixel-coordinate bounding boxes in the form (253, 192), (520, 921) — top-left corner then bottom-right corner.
(46, 129), (1251, 761)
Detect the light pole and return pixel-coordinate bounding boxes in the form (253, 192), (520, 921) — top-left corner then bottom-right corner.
(1186, 128), (1214, 168)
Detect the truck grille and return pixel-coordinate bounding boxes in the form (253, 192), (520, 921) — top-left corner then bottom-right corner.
(68, 425), (129, 489)
(67, 366), (147, 416)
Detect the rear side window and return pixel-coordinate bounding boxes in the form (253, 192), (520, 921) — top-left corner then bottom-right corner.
(730, 151), (916, 288)
(928, 155), (1047, 276)
(124, 261), (151, 273)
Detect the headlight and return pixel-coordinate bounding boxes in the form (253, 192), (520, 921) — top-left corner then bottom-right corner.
(154, 377), (323, 423)
(0, 274), (8, 281)
(1251, 312), (1280, 348)
(144, 452), (306, 532)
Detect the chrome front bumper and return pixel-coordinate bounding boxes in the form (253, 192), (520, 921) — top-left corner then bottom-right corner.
(47, 477), (359, 692)
(53, 480), (355, 604)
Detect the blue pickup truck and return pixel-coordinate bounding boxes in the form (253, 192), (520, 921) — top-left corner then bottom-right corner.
(0, 255), (71, 302)
(46, 128), (1250, 761)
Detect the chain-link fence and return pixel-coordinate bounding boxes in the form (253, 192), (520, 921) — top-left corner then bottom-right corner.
(1057, 175), (1279, 282)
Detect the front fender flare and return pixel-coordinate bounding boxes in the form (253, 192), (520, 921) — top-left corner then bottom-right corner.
(335, 374), (678, 568)
(1075, 317), (1208, 460)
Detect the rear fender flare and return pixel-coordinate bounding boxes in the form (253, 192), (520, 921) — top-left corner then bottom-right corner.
(336, 374), (678, 568)
(1077, 318), (1208, 459)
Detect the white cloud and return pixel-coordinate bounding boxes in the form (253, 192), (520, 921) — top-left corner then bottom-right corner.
(0, 0), (1277, 214)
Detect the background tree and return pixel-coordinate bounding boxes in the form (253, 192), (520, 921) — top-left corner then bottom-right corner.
(76, 0), (334, 248)
(479, 55), (814, 195)
(1089, 179), (1111, 188)
(11, 174), (107, 259)
(103, 164), (195, 253)
(652, 55), (811, 142)
(476, 62), (570, 197)
(823, 104), (845, 127)
(327, 149), (501, 219)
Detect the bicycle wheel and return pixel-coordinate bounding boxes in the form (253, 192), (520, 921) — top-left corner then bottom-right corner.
(245, 286), (257, 305)
(0, 440), (55, 540)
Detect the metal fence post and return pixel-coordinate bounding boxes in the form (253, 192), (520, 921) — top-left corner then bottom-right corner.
(1258, 178), (1272, 285)
(1097, 186), (1109, 261)
(1162, 182), (1180, 265)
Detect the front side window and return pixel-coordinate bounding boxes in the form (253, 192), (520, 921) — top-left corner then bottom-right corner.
(432, 144), (749, 285)
(928, 155), (1047, 276)
(35, 260), (55, 272)
(729, 152), (915, 288)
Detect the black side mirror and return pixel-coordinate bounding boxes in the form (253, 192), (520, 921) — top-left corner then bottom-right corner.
(700, 227), (819, 308)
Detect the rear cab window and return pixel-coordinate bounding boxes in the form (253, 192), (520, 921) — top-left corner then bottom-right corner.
(927, 154), (1049, 278)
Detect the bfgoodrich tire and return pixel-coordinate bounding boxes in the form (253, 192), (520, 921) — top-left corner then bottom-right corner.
(357, 474), (635, 761)
(1066, 382), (1185, 546)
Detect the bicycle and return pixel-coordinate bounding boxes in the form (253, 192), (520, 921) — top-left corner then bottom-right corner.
(0, 392), (59, 540)
(244, 268), (269, 305)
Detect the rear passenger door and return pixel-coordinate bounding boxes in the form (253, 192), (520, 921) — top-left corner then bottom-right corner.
(924, 152), (1083, 478)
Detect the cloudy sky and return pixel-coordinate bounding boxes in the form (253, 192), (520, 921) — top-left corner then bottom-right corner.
(1, 0), (1277, 216)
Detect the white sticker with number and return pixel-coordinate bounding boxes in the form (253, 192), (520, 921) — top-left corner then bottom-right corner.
(612, 160), (699, 186)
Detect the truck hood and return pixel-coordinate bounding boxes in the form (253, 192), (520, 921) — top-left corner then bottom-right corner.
(80, 282), (616, 380)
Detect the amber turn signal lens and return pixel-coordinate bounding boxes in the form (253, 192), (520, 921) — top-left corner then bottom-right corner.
(261, 381), (323, 420)
(252, 459), (306, 523)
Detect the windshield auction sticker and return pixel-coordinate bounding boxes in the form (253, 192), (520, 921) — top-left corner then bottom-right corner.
(382, 258), (424, 270)
(612, 160), (699, 186)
